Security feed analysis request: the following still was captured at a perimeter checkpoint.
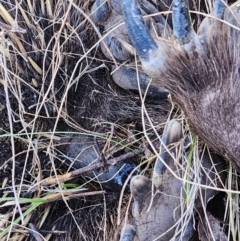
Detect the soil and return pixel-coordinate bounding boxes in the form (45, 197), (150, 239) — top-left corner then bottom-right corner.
(0, 1), (233, 241)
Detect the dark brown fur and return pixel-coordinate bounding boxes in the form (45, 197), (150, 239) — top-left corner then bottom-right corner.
(158, 17), (240, 167)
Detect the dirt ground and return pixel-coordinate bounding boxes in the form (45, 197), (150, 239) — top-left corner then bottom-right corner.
(0, 1), (238, 241)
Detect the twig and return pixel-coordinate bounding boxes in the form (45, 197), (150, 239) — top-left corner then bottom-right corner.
(0, 20), (26, 33)
(29, 150), (143, 192)
(94, 135), (108, 172)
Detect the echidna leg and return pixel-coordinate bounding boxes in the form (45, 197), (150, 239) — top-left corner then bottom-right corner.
(90, 0), (110, 23)
(153, 119), (183, 188)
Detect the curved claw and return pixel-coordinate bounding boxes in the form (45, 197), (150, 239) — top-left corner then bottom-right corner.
(122, 0), (158, 62)
(172, 0), (204, 54)
(172, 0), (193, 43)
(91, 0), (110, 23)
(122, 0), (168, 78)
(120, 225), (136, 241)
(212, 0), (228, 19)
(112, 66), (168, 98)
(100, 36), (134, 61)
(153, 119), (183, 188)
(130, 175), (152, 217)
(140, 0), (169, 27)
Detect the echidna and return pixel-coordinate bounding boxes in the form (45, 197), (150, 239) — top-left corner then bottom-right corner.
(0, 0), (234, 240)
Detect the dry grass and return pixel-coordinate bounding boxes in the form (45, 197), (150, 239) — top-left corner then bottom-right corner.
(0, 0), (239, 240)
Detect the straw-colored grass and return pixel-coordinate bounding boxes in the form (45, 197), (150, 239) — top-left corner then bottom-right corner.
(0, 0), (239, 240)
